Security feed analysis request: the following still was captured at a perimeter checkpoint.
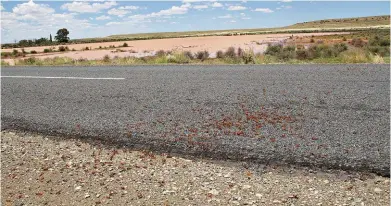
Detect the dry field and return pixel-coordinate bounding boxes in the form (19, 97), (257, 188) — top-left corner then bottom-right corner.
(2, 32), (348, 65)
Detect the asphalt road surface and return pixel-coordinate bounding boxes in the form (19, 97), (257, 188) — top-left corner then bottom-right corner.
(1, 65), (389, 176)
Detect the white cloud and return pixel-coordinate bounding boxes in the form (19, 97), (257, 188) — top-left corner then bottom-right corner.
(127, 4), (190, 22)
(106, 21), (121, 26)
(277, 5), (292, 10)
(170, 21), (178, 24)
(281, 0), (292, 2)
(254, 8), (274, 13)
(218, 14), (232, 19)
(1, 4), (4, 11)
(227, 5), (246, 11)
(118, 6), (140, 10)
(1, 1), (94, 43)
(12, 0), (55, 20)
(108, 8), (129, 17)
(193, 5), (208, 10)
(182, 0), (215, 2)
(229, 20), (236, 23)
(61, 1), (117, 13)
(96, 15), (111, 20)
(242, 17), (251, 20)
(240, 13), (245, 16)
(211, 2), (223, 8)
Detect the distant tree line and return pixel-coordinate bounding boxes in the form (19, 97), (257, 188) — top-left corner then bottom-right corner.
(2, 28), (70, 49)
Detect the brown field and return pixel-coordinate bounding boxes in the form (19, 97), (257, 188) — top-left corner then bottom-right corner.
(2, 32), (348, 65)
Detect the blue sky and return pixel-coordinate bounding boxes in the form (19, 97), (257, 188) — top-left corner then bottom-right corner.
(1, 1), (390, 43)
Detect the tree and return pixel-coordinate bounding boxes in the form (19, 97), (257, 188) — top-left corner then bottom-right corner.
(50, 34), (52, 42)
(55, 28), (70, 43)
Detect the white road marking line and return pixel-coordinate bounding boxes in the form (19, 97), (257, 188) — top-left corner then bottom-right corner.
(0, 76), (125, 80)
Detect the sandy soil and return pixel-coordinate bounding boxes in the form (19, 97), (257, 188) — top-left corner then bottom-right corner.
(2, 131), (390, 206)
(2, 32), (348, 65)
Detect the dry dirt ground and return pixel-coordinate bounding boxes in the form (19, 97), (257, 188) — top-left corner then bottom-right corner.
(2, 32), (347, 65)
(1, 131), (389, 206)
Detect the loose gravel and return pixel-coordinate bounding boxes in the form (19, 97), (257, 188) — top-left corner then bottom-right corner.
(1, 65), (390, 175)
(2, 131), (390, 206)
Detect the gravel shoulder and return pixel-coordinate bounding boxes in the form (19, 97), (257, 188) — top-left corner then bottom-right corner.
(2, 131), (389, 206)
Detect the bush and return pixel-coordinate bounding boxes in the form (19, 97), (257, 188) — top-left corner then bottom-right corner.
(216, 50), (224, 58)
(265, 44), (283, 56)
(351, 38), (365, 47)
(30, 50), (37, 54)
(242, 50), (256, 64)
(333, 43), (348, 53)
(168, 52), (191, 64)
(367, 46), (390, 57)
(22, 49), (27, 54)
(310, 38), (315, 43)
(103, 55), (111, 63)
(58, 46), (67, 52)
(23, 57), (37, 65)
(224, 47), (236, 58)
(44, 48), (50, 53)
(296, 50), (308, 60)
(72, 48), (76, 51)
(379, 39), (390, 47)
(156, 50), (166, 57)
(183, 51), (194, 60)
(278, 46), (296, 60)
(123, 42), (128, 47)
(196, 50), (209, 61)
(342, 37), (347, 41)
(12, 49), (19, 56)
(237, 47), (244, 57)
(1, 52), (11, 58)
(85, 47), (90, 50)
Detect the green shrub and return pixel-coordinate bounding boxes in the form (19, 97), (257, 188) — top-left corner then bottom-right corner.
(44, 48), (50, 53)
(30, 50), (37, 54)
(196, 50), (209, 61)
(278, 46), (296, 60)
(241, 50), (255, 64)
(380, 39), (390, 47)
(265, 44), (283, 56)
(1, 52), (11, 58)
(168, 52), (191, 64)
(333, 43), (348, 53)
(12, 49), (19, 56)
(310, 38), (315, 43)
(123, 42), (128, 47)
(216, 50), (224, 58)
(367, 46), (390, 57)
(342, 37), (347, 41)
(23, 57), (37, 65)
